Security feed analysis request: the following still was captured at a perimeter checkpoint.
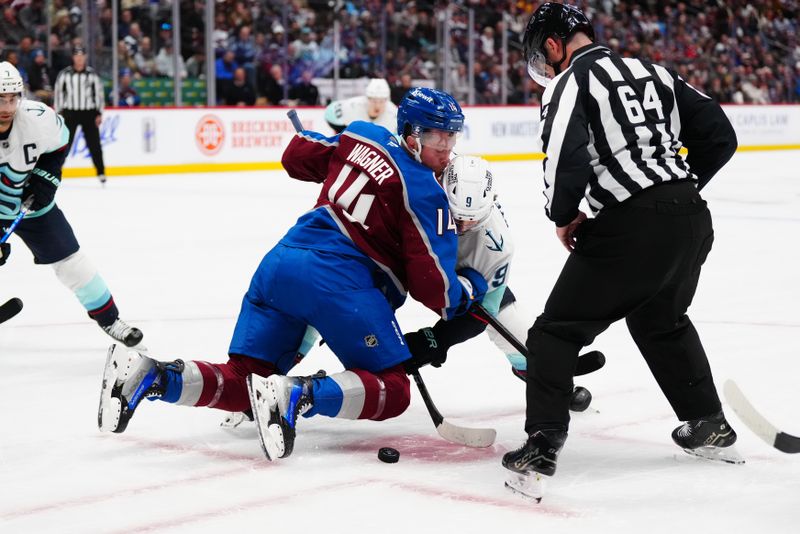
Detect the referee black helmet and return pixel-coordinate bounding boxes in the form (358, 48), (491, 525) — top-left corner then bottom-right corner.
(522, 3), (594, 84)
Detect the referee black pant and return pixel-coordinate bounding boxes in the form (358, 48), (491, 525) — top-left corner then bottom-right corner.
(525, 181), (721, 434)
(63, 109), (105, 176)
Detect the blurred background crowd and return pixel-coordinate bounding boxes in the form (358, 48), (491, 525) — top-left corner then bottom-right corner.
(1, 0), (798, 107)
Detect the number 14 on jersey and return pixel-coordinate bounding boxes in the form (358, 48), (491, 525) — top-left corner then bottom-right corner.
(436, 208), (457, 235)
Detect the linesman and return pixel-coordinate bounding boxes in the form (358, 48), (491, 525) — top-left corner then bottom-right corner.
(503, 2), (740, 488)
(54, 46), (107, 184)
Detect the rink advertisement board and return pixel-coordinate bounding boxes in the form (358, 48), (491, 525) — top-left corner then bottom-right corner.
(63, 105), (800, 178)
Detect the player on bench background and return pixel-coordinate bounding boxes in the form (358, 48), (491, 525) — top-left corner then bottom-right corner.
(324, 78), (397, 134)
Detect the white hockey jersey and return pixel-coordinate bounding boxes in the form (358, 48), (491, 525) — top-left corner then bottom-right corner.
(458, 200), (531, 370)
(0, 101), (69, 219)
(456, 201), (514, 315)
(324, 95), (398, 133)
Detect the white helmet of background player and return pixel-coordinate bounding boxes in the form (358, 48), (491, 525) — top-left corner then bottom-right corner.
(365, 78), (390, 119)
(444, 155), (494, 234)
(365, 78), (390, 99)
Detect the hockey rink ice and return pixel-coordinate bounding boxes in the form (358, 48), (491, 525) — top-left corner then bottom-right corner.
(1, 151), (799, 533)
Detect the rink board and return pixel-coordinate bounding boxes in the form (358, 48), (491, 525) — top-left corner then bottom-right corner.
(62, 105), (800, 178)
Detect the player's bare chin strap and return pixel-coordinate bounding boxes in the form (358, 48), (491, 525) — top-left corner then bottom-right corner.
(400, 137), (423, 164)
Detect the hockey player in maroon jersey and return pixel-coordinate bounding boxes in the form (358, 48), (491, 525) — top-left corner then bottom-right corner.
(98, 88), (488, 462)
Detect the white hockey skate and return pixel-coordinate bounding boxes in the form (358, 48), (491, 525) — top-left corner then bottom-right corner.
(220, 410), (253, 430)
(98, 344), (161, 433)
(98, 344), (182, 433)
(247, 374), (314, 461)
(505, 471), (548, 503)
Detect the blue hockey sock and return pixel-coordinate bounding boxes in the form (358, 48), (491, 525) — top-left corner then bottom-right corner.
(148, 363), (183, 404)
(304, 376), (343, 418)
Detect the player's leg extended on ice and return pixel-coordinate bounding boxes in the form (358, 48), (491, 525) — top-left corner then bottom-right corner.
(98, 348), (279, 433)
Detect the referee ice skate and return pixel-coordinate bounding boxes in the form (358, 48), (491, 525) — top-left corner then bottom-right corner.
(503, 3), (741, 498)
(54, 46), (107, 184)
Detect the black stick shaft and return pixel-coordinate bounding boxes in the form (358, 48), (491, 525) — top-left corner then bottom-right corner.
(471, 303), (605, 377)
(411, 371), (443, 427)
(471, 303), (528, 355)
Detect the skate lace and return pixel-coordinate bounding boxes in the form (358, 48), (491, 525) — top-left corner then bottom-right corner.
(103, 319), (134, 341)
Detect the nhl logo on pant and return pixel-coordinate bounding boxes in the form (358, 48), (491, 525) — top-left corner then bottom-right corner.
(364, 334), (379, 348)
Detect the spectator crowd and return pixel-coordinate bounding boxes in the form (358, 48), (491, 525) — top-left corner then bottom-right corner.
(1, 0), (798, 107)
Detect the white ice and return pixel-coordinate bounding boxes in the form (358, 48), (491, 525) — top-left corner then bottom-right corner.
(1, 151), (799, 533)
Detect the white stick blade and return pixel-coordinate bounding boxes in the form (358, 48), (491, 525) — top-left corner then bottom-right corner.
(436, 419), (496, 448)
(723, 379), (778, 448)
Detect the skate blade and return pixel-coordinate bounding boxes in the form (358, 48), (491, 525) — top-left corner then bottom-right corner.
(220, 411), (251, 429)
(504, 471), (547, 503)
(98, 345), (123, 432)
(247, 376), (285, 461)
(681, 444), (745, 465)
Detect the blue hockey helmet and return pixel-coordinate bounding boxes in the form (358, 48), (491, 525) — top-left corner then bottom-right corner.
(396, 87), (464, 139)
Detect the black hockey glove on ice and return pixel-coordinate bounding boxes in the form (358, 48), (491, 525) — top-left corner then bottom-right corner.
(403, 327), (448, 373)
(0, 242), (9, 266)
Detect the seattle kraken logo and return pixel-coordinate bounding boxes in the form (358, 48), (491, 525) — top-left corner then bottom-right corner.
(485, 229), (504, 252)
(0, 172), (25, 189)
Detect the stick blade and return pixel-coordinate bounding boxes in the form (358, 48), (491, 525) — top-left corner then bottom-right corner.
(724, 379), (780, 449)
(436, 419), (496, 448)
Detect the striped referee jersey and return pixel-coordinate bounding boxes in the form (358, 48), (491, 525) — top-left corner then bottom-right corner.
(53, 66), (105, 113)
(538, 43), (737, 226)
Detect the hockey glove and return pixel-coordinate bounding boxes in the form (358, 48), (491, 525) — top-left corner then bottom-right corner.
(456, 267), (488, 314)
(0, 242), (9, 266)
(22, 167), (61, 211)
(403, 327), (448, 373)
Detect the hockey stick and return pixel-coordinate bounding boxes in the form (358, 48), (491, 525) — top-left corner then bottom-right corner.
(723, 379), (800, 454)
(470, 303), (606, 377)
(411, 370), (496, 448)
(287, 109), (304, 133)
(0, 196), (34, 245)
(0, 298), (23, 324)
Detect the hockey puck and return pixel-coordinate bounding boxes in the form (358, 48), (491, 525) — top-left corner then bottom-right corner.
(569, 386), (592, 412)
(378, 447), (400, 463)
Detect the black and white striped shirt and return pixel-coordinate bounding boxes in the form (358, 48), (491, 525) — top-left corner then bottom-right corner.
(53, 66), (105, 113)
(539, 44), (736, 226)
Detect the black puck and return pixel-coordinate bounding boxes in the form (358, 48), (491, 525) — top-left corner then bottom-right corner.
(569, 386), (592, 412)
(378, 447), (400, 463)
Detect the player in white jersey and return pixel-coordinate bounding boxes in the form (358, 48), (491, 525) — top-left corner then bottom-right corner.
(0, 62), (143, 346)
(324, 78), (398, 133)
(402, 155), (600, 411)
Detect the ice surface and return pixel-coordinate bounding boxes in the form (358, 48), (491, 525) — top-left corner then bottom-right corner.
(1, 151), (799, 533)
